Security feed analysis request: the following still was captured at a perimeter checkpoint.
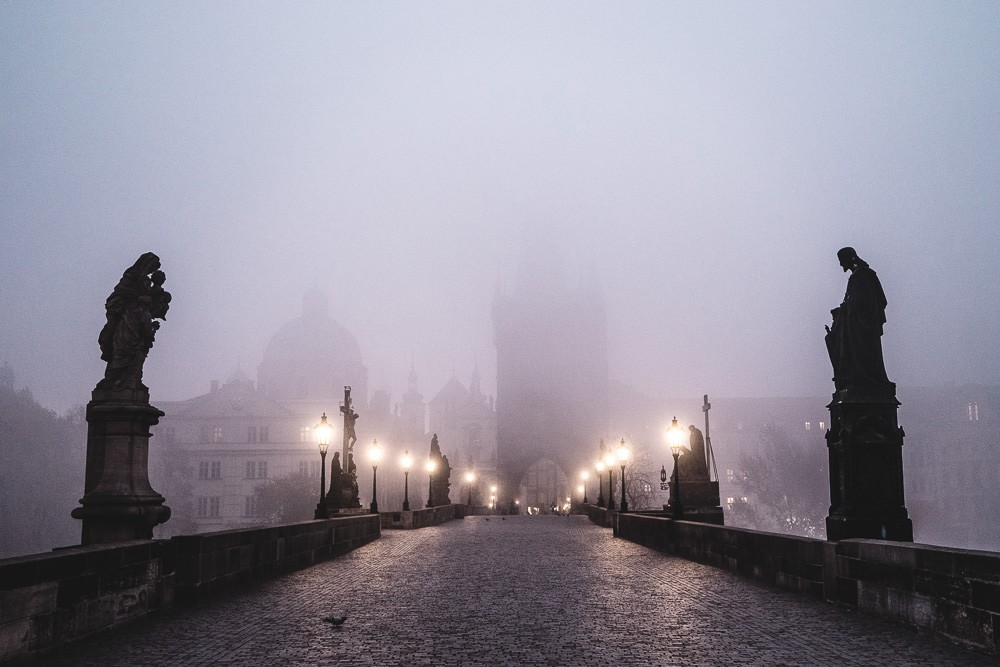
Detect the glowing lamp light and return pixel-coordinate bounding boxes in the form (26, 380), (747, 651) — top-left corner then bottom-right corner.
(667, 416), (685, 457)
(616, 439), (629, 464)
(401, 450), (413, 472)
(314, 413), (333, 454)
(369, 439), (382, 467)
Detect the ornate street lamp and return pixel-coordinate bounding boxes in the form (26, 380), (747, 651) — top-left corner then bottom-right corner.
(604, 450), (617, 511)
(617, 438), (630, 512)
(426, 458), (437, 508)
(579, 470), (589, 504)
(369, 439), (381, 514)
(490, 485), (497, 513)
(667, 416), (685, 518)
(401, 449), (413, 511)
(595, 458), (606, 508)
(313, 413), (333, 519)
(465, 471), (476, 507)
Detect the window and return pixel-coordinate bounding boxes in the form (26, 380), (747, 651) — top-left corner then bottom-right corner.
(246, 461), (268, 479)
(210, 461), (221, 479)
(819, 421), (826, 430)
(260, 426), (269, 442)
(197, 497), (208, 517)
(726, 468), (734, 482)
(969, 403), (980, 421)
(299, 461), (309, 476)
(209, 497), (220, 517)
(245, 496), (257, 517)
(199, 462), (209, 479)
(726, 497), (735, 507)
(299, 427), (311, 443)
(248, 426), (257, 443)
(212, 426), (223, 443)
(805, 421), (812, 431)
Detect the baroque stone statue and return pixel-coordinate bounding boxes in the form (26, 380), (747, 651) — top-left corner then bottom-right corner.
(97, 252), (171, 391)
(824, 247), (892, 394)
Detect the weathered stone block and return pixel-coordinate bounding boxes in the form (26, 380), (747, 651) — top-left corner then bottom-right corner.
(0, 583), (57, 624)
(971, 580), (1000, 614)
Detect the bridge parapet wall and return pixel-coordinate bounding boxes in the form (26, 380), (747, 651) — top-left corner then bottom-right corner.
(0, 514), (379, 663)
(172, 514), (380, 603)
(380, 504), (457, 529)
(612, 512), (999, 655)
(0, 540), (169, 664)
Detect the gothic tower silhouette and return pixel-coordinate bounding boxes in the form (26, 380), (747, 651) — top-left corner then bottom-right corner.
(492, 238), (610, 508)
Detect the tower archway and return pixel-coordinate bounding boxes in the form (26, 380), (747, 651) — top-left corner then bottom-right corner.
(518, 458), (570, 514)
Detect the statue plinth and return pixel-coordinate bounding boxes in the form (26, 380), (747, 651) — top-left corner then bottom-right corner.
(677, 480), (721, 508)
(71, 387), (171, 544)
(825, 386), (912, 542)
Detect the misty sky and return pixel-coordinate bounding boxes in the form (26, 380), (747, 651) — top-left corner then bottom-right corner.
(2, 2), (999, 415)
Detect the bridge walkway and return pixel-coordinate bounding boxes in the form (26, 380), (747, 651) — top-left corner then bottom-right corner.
(37, 516), (993, 666)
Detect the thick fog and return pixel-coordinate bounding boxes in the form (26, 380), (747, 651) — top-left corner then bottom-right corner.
(2, 2), (999, 414)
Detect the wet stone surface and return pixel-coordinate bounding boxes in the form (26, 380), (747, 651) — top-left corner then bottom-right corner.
(38, 516), (995, 666)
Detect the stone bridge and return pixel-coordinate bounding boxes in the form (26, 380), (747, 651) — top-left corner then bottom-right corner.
(2, 509), (998, 665)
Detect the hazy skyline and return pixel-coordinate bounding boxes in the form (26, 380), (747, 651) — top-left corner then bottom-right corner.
(2, 2), (999, 415)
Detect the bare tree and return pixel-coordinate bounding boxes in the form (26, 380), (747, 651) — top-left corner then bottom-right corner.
(253, 472), (316, 523)
(729, 423), (827, 538)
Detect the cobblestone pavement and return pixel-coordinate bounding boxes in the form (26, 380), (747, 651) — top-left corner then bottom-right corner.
(38, 516), (995, 666)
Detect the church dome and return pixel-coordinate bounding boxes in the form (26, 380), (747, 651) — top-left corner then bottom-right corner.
(257, 290), (368, 405)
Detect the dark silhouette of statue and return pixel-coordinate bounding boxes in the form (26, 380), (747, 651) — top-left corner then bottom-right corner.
(679, 425), (710, 481)
(824, 247), (892, 393)
(341, 388), (359, 454)
(328, 452), (344, 509)
(429, 433), (452, 506)
(75, 252), (172, 544)
(97, 252), (171, 391)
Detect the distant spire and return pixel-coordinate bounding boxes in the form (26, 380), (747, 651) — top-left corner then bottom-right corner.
(408, 354), (418, 392)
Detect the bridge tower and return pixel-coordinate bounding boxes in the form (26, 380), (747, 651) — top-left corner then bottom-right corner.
(492, 242), (609, 510)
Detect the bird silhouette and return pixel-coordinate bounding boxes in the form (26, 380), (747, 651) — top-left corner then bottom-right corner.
(322, 614), (347, 626)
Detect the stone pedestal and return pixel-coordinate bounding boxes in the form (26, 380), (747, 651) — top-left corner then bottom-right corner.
(71, 387), (171, 544)
(825, 388), (912, 542)
(678, 480), (721, 508)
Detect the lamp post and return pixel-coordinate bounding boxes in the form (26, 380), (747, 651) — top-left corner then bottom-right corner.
(579, 470), (589, 504)
(617, 438), (630, 512)
(369, 439), (381, 514)
(490, 485), (497, 514)
(595, 459), (605, 507)
(667, 416), (685, 518)
(465, 471), (476, 506)
(426, 458), (437, 508)
(314, 413), (332, 519)
(604, 451), (616, 511)
(401, 450), (412, 511)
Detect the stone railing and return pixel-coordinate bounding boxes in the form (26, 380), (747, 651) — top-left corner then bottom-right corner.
(0, 514), (379, 663)
(171, 514), (380, 603)
(380, 504), (458, 529)
(609, 511), (999, 656)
